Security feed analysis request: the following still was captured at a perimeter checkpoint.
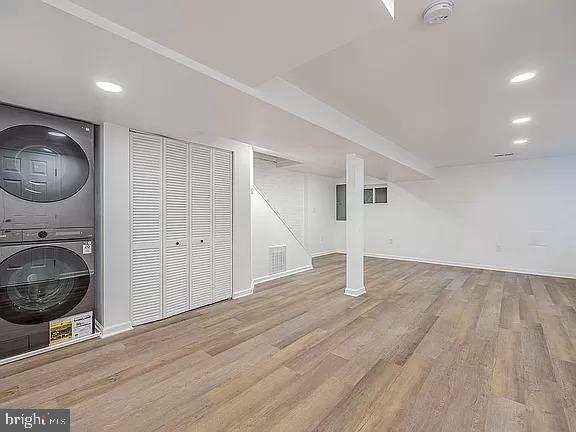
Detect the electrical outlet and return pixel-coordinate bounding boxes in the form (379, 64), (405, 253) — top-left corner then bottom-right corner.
(496, 244), (502, 252)
(389, 238), (393, 245)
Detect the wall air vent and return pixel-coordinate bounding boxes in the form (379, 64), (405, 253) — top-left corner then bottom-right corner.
(493, 153), (515, 158)
(253, 151), (301, 168)
(269, 245), (287, 274)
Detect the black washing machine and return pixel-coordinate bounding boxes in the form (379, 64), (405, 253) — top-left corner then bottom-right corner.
(0, 228), (95, 360)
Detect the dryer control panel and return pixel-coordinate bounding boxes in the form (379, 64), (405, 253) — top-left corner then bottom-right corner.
(0, 227), (94, 243)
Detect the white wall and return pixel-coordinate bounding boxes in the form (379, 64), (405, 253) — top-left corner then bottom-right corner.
(97, 124), (254, 335)
(251, 189), (312, 283)
(334, 156), (576, 278)
(97, 123), (132, 337)
(253, 158), (338, 257)
(251, 158), (338, 284)
(254, 158), (306, 243)
(305, 174), (339, 256)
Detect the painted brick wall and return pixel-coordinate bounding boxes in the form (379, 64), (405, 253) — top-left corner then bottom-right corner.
(254, 158), (305, 244)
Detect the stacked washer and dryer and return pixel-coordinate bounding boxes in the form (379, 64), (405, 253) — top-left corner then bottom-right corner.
(0, 104), (96, 362)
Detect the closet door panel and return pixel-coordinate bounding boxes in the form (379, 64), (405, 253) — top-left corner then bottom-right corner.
(190, 145), (213, 308)
(164, 247), (188, 316)
(163, 138), (189, 317)
(191, 243), (212, 308)
(131, 249), (162, 325)
(213, 238), (232, 302)
(212, 149), (232, 302)
(190, 145), (212, 243)
(130, 132), (162, 325)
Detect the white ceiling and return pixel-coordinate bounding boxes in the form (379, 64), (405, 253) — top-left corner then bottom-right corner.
(0, 0), (425, 180)
(286, 0), (576, 167)
(0, 0), (574, 177)
(66, 0), (390, 87)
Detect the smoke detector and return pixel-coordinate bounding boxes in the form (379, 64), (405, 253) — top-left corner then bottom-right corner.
(423, 1), (455, 25)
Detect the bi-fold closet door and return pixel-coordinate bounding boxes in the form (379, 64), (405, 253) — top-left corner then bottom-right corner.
(163, 138), (189, 318)
(130, 132), (232, 326)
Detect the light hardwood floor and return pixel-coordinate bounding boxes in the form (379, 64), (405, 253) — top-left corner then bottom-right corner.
(1, 254), (576, 431)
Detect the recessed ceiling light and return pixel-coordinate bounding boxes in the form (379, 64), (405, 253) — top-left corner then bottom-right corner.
(96, 81), (123, 93)
(513, 139), (529, 145)
(510, 72), (536, 83)
(48, 131), (66, 137)
(512, 117), (531, 125)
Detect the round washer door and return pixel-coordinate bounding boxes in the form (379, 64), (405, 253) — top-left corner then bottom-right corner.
(0, 246), (90, 324)
(0, 125), (89, 202)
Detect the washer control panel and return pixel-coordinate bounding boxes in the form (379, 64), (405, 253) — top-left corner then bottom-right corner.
(0, 230), (23, 243)
(22, 228), (94, 242)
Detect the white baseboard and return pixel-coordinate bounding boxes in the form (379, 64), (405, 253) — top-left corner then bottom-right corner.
(365, 253), (576, 280)
(233, 287), (254, 299)
(95, 319), (103, 333)
(311, 250), (341, 258)
(344, 286), (366, 297)
(0, 332), (101, 366)
(252, 264), (314, 286)
(98, 321), (133, 338)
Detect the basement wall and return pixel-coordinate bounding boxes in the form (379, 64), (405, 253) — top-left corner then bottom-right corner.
(251, 160), (338, 284)
(333, 156), (576, 278)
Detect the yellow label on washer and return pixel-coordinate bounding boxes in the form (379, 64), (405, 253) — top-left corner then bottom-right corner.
(49, 319), (73, 345)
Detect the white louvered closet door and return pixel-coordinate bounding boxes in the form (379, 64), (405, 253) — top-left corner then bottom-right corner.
(163, 138), (189, 317)
(130, 132), (163, 325)
(212, 149), (233, 302)
(190, 145), (213, 309)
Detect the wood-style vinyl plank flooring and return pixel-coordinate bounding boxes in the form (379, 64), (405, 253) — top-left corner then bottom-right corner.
(2, 254), (576, 431)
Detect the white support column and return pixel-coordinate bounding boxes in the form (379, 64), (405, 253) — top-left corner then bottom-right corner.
(345, 154), (366, 297)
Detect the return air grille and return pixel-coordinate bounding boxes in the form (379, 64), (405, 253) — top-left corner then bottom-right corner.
(269, 245), (287, 274)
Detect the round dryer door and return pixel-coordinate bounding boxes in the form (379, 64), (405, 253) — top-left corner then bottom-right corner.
(0, 246), (90, 324)
(0, 125), (89, 202)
